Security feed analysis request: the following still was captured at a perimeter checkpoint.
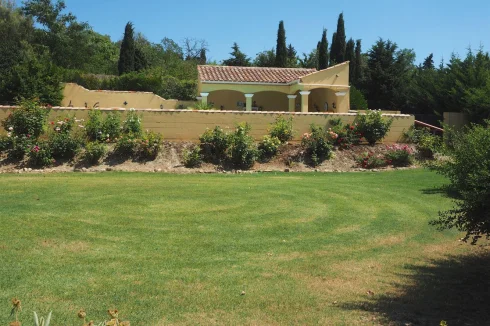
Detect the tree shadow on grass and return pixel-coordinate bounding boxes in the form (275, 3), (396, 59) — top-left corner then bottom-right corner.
(421, 185), (461, 200)
(340, 249), (490, 325)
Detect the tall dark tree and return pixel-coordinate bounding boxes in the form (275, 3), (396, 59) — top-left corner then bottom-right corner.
(332, 13), (346, 64)
(286, 43), (298, 67)
(275, 20), (287, 67)
(354, 39), (363, 86)
(422, 53), (435, 70)
(199, 48), (207, 65)
(318, 29), (329, 70)
(223, 42), (251, 66)
(134, 47), (148, 71)
(345, 38), (355, 82)
(118, 22), (135, 75)
(330, 32), (337, 65)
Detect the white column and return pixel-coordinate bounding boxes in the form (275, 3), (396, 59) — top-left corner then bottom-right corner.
(299, 91), (311, 113)
(200, 93), (209, 105)
(244, 94), (254, 111)
(287, 95), (297, 112)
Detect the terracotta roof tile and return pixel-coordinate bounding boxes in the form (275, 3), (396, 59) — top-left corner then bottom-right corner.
(198, 65), (317, 84)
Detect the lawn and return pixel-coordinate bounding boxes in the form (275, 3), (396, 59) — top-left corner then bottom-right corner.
(0, 170), (488, 325)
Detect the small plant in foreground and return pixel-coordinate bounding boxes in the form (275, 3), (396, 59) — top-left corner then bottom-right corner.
(355, 152), (387, 169)
(10, 298), (21, 326)
(226, 123), (258, 169)
(137, 131), (162, 160)
(199, 126), (229, 162)
(28, 142), (54, 167)
(258, 135), (281, 161)
(384, 144), (414, 167)
(33, 311), (52, 326)
(84, 142), (107, 164)
(268, 115), (293, 143)
(301, 124), (333, 167)
(182, 145), (202, 168)
(355, 109), (393, 145)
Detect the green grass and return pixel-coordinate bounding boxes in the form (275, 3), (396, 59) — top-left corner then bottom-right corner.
(0, 170), (487, 325)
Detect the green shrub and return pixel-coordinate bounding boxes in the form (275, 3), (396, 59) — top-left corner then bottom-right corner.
(301, 124), (333, 166)
(199, 126), (230, 162)
(84, 142), (107, 164)
(430, 121), (490, 243)
(114, 133), (138, 157)
(417, 132), (442, 158)
(194, 102), (215, 110)
(226, 123), (258, 169)
(384, 144), (414, 167)
(258, 135), (281, 161)
(8, 135), (32, 159)
(328, 118), (362, 149)
(102, 113), (121, 141)
(28, 142), (54, 167)
(48, 132), (82, 159)
(269, 116), (294, 143)
(123, 108), (142, 137)
(182, 145), (202, 168)
(0, 135), (13, 152)
(137, 131), (163, 160)
(1, 99), (49, 138)
(85, 109), (104, 141)
(355, 109), (393, 145)
(350, 85), (368, 110)
(355, 152), (387, 169)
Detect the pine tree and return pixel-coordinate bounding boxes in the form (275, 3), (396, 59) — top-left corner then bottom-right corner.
(287, 43), (297, 67)
(318, 29), (329, 70)
(333, 13), (346, 64)
(118, 22), (135, 75)
(134, 47), (147, 72)
(199, 49), (207, 65)
(275, 20), (287, 67)
(330, 32), (337, 65)
(345, 38), (355, 83)
(354, 39), (362, 86)
(422, 53), (434, 69)
(223, 43), (251, 66)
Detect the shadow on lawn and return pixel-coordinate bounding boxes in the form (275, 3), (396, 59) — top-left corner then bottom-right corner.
(421, 185), (461, 199)
(340, 249), (490, 325)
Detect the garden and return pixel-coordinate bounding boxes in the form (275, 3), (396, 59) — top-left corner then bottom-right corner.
(0, 101), (439, 174)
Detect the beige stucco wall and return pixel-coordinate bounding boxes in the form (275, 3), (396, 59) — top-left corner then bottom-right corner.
(0, 106), (413, 143)
(61, 83), (196, 110)
(443, 112), (468, 131)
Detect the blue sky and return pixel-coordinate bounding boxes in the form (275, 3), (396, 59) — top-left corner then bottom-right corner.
(20, 0), (490, 64)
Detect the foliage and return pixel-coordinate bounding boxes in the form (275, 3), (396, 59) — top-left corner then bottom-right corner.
(346, 38), (356, 81)
(137, 131), (162, 160)
(48, 131), (82, 159)
(350, 85), (368, 110)
(403, 126), (442, 159)
(253, 48), (276, 67)
(33, 311), (52, 326)
(2, 99), (49, 138)
(85, 109), (104, 141)
(268, 115), (294, 143)
(28, 141), (54, 167)
(114, 133), (137, 157)
(222, 43), (251, 66)
(331, 13), (346, 65)
(384, 144), (414, 166)
(301, 124), (333, 166)
(355, 152), (387, 169)
(122, 109), (142, 137)
(199, 126), (230, 162)
(83, 141), (106, 164)
(258, 135), (281, 161)
(193, 102), (215, 110)
(8, 135), (32, 159)
(102, 113), (121, 141)
(353, 39), (363, 87)
(0, 134), (13, 152)
(274, 21), (287, 68)
(226, 123), (258, 169)
(182, 145), (202, 168)
(318, 29), (329, 70)
(328, 119), (362, 149)
(430, 122), (490, 243)
(118, 22), (136, 75)
(355, 109), (393, 145)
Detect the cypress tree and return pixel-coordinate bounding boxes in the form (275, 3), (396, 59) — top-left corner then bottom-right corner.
(345, 38), (355, 82)
(318, 29), (329, 70)
(354, 39), (362, 86)
(333, 13), (346, 64)
(330, 32), (337, 65)
(118, 22), (135, 75)
(199, 49), (207, 65)
(422, 53), (434, 69)
(275, 20), (287, 67)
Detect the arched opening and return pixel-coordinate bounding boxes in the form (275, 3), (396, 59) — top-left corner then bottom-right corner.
(208, 90), (244, 110)
(252, 91), (289, 112)
(308, 88), (337, 112)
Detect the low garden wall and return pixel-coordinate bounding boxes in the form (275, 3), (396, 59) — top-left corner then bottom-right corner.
(0, 106), (414, 143)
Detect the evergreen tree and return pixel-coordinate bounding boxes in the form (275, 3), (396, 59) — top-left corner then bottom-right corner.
(345, 38), (355, 83)
(318, 29), (329, 70)
(287, 43), (298, 67)
(118, 22), (135, 75)
(422, 53), (435, 69)
(354, 39), (362, 86)
(254, 48), (276, 67)
(332, 13), (346, 64)
(223, 42), (251, 66)
(330, 32), (337, 65)
(199, 49), (207, 65)
(134, 47), (148, 72)
(275, 20), (287, 67)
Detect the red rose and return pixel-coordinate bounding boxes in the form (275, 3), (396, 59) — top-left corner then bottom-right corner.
(350, 126), (354, 130)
